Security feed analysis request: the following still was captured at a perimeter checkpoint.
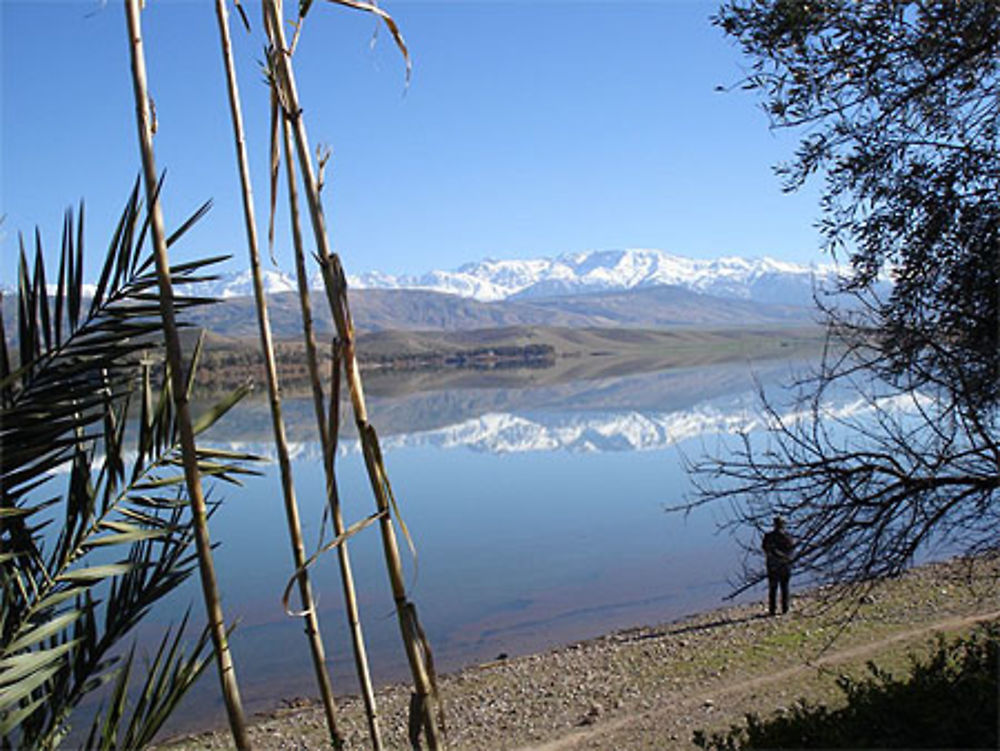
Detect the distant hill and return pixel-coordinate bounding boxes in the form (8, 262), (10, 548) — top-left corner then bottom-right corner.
(1, 283), (817, 342)
(180, 284), (818, 338)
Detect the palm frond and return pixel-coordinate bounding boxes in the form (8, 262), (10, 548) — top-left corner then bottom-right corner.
(86, 613), (214, 750)
(0, 190), (258, 749)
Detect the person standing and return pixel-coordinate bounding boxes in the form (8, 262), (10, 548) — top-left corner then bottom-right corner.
(762, 516), (794, 615)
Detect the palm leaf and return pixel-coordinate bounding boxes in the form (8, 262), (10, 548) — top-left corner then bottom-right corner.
(56, 563), (136, 584)
(4, 610), (84, 655)
(84, 614), (214, 751)
(1, 188), (257, 748)
(0, 694), (47, 737)
(191, 381), (253, 435)
(0, 641), (77, 689)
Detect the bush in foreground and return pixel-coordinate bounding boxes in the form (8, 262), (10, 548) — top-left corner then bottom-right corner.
(694, 621), (999, 750)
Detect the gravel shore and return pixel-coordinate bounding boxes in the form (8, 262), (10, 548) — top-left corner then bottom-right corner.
(160, 555), (1000, 750)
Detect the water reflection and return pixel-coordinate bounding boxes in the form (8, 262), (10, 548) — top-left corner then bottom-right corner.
(158, 357), (824, 735)
(203, 357), (819, 453)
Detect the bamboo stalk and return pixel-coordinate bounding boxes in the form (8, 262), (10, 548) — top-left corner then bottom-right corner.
(212, 1), (342, 745)
(318, 256), (444, 750)
(262, 3), (443, 746)
(122, 2), (250, 748)
(281, 112), (384, 750)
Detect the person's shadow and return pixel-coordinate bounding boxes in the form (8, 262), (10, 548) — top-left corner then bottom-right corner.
(621, 613), (768, 643)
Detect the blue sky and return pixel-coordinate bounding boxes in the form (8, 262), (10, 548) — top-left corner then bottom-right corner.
(1, 1), (824, 283)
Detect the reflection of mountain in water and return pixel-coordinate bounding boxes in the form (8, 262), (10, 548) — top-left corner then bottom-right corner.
(201, 356), (900, 457)
(378, 404), (758, 453)
(376, 390), (925, 454)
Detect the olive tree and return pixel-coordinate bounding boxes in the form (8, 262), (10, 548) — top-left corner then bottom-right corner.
(686, 0), (1000, 591)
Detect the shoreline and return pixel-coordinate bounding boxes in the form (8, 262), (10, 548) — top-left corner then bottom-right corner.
(158, 554), (999, 750)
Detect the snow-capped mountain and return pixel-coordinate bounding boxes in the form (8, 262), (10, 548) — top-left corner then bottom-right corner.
(347, 249), (839, 304)
(184, 268), (300, 298)
(184, 249), (840, 306)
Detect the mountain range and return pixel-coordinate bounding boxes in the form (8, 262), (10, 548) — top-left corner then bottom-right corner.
(173, 248), (842, 335)
(190, 248), (840, 306)
(2, 249), (840, 337)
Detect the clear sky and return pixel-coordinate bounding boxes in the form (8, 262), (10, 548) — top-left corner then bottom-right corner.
(1, 0), (825, 284)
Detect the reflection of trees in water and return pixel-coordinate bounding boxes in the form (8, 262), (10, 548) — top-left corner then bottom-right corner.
(198, 357), (822, 447)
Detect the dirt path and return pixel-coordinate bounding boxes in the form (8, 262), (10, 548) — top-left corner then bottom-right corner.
(522, 609), (1000, 751)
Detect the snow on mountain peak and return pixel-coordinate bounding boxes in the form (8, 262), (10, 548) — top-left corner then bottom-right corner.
(178, 248), (838, 305)
(187, 268), (298, 299)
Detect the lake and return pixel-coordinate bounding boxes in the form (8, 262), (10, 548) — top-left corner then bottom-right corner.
(146, 354), (823, 735)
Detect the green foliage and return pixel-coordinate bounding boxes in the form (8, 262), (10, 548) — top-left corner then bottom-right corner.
(0, 184), (256, 749)
(716, 0), (1000, 408)
(688, 0), (1000, 596)
(693, 620), (1000, 750)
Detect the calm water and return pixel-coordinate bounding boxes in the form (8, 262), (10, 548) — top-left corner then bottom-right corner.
(140, 355), (822, 735)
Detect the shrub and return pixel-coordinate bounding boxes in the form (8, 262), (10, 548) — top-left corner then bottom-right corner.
(694, 620), (1000, 749)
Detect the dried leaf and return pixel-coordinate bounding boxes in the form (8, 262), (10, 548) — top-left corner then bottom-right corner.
(318, 0), (411, 84)
(281, 510), (386, 616)
(232, 0), (251, 32)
